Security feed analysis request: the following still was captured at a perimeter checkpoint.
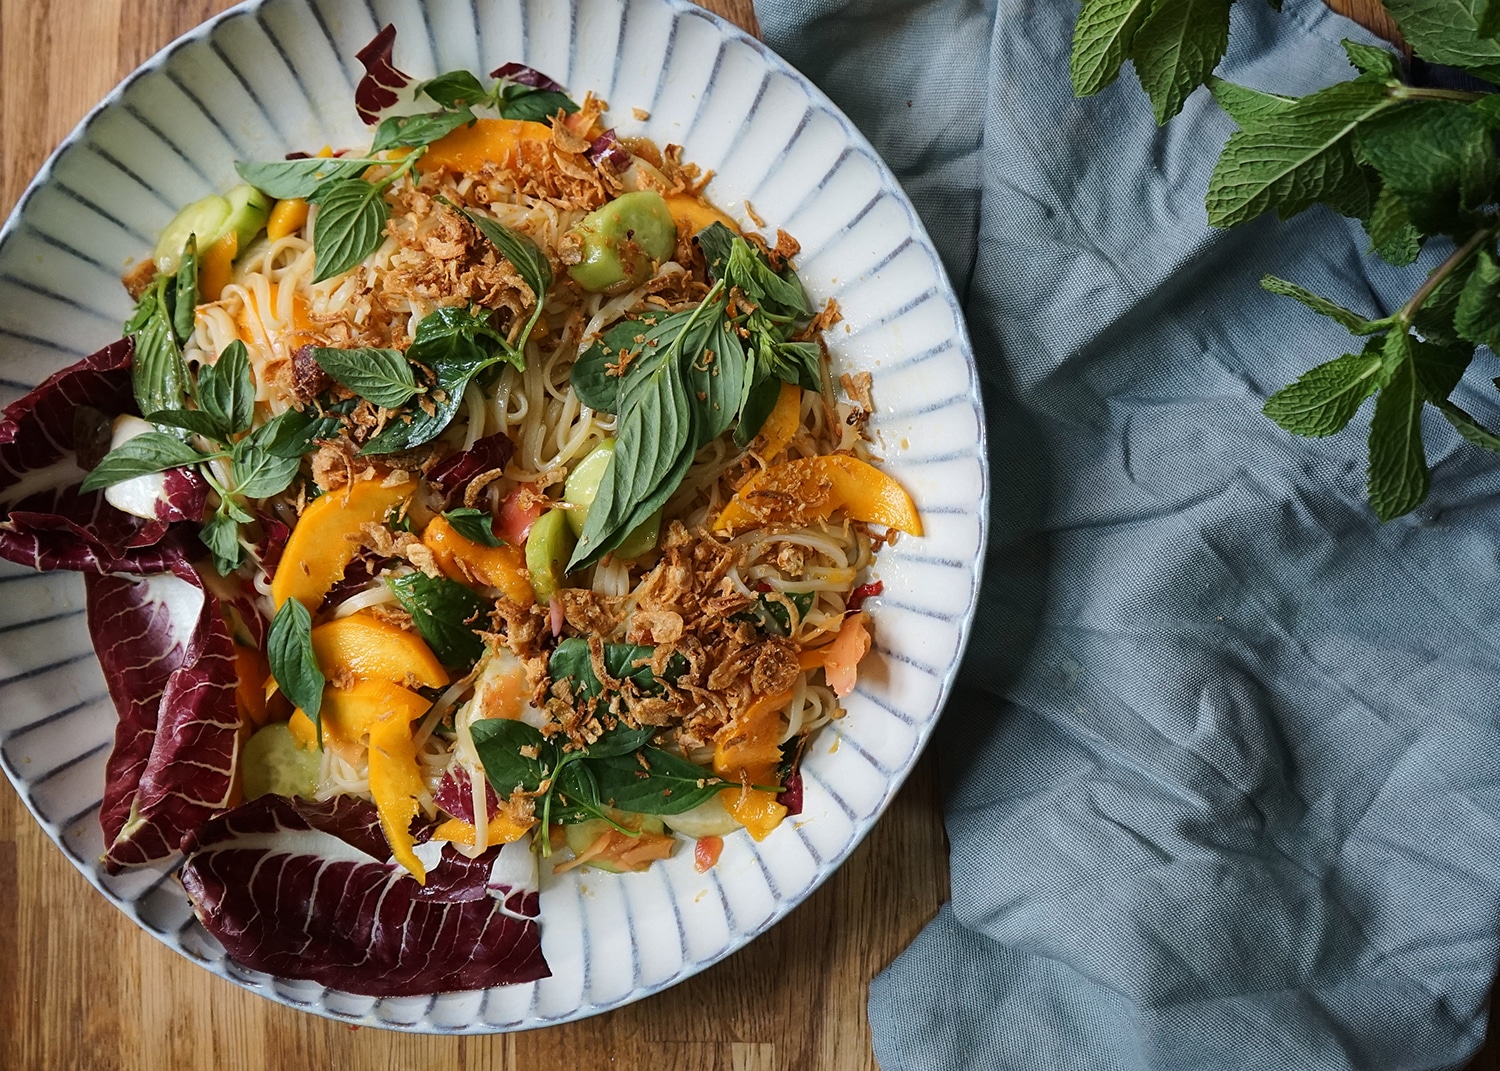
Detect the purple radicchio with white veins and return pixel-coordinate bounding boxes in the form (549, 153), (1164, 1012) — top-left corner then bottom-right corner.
(89, 551), (242, 872)
(584, 129), (633, 173)
(0, 339), (206, 574)
(179, 795), (548, 995)
(490, 62), (566, 93)
(354, 23), (412, 125)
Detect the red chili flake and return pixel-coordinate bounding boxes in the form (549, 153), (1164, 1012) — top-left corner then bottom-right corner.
(694, 835), (724, 873)
(847, 581), (884, 613)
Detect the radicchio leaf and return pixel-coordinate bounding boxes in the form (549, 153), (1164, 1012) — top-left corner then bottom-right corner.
(777, 768), (803, 817)
(434, 764), (500, 824)
(489, 62), (565, 92)
(180, 795), (548, 995)
(585, 129), (632, 173)
(0, 339), (197, 571)
(354, 23), (412, 125)
(428, 432), (515, 496)
(89, 553), (241, 872)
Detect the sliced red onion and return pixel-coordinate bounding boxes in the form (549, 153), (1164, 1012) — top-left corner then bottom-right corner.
(354, 23), (412, 125)
(489, 62), (565, 92)
(777, 769), (803, 817)
(429, 432), (515, 495)
(585, 129), (633, 173)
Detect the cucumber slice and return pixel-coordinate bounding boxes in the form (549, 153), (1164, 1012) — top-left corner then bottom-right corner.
(241, 721), (322, 801)
(223, 184), (272, 250)
(153, 195), (231, 274)
(562, 439), (662, 558)
(526, 507), (576, 602)
(563, 812), (666, 873)
(661, 791), (739, 838)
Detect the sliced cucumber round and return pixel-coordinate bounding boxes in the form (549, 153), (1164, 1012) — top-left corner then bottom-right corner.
(661, 791), (739, 838)
(223, 184), (272, 250)
(526, 507), (576, 602)
(563, 812), (666, 873)
(241, 721), (322, 801)
(562, 438), (662, 558)
(153, 195), (231, 274)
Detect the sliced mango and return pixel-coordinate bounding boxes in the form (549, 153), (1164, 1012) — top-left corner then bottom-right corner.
(266, 197), (310, 241)
(664, 192), (739, 238)
(422, 514), (536, 607)
(755, 382), (803, 460)
(713, 688), (794, 841)
(198, 230), (239, 303)
(714, 454), (922, 536)
(233, 644), (272, 728)
(271, 478), (416, 611)
(432, 811), (533, 847)
(418, 118), (553, 175)
(310, 611), (449, 690)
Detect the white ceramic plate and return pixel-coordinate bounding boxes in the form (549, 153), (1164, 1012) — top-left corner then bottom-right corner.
(0, 0), (985, 1032)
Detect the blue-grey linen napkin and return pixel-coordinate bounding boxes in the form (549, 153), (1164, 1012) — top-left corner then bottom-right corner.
(750, 0), (1500, 1067)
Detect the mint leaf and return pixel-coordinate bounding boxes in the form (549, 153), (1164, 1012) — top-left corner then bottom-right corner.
(1414, 254), (1478, 347)
(1130, 0), (1232, 124)
(1206, 79), (1397, 228)
(197, 339), (255, 437)
(1263, 343), (1384, 437)
(1071, 0), (1153, 97)
(79, 432), (206, 493)
(1479, 0), (1500, 37)
(1208, 79), (1295, 132)
(1455, 244), (1500, 347)
(1355, 102), (1496, 236)
(311, 345), (421, 408)
(1438, 399), (1500, 451)
(1381, 0), (1500, 82)
(444, 507), (503, 546)
(1342, 39), (1402, 80)
(1260, 275), (1384, 333)
(309, 178), (391, 283)
(269, 598), (324, 739)
(369, 108), (476, 152)
(234, 157), (378, 200)
(1367, 352), (1429, 521)
(1411, 336), (1473, 401)
(1367, 185), (1423, 265)
(386, 572), (488, 667)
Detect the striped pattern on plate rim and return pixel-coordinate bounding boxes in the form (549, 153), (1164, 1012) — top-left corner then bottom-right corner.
(0, 0), (987, 1033)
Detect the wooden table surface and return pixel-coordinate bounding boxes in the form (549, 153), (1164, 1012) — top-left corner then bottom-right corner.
(0, 2), (1492, 1070)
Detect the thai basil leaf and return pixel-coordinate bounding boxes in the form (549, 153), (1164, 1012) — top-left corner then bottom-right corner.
(724, 239), (809, 318)
(386, 572), (488, 667)
(420, 70), (490, 110)
(498, 87), (581, 124)
(256, 398), (356, 459)
(128, 277), (192, 428)
(268, 598), (324, 737)
(200, 509), (244, 576)
(172, 234), (199, 344)
(582, 722), (658, 759)
(586, 748), (727, 814)
(309, 178), (391, 283)
(685, 312), (746, 446)
(310, 346), (421, 408)
(79, 432), (207, 493)
(370, 107), (476, 152)
(470, 717), (552, 795)
(197, 339), (255, 437)
(234, 157), (379, 200)
(735, 589), (815, 636)
(229, 438), (301, 499)
(145, 408), (232, 441)
(448, 201), (550, 353)
(444, 507), (503, 546)
(734, 365), (782, 447)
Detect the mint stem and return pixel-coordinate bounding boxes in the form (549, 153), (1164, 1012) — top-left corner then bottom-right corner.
(1398, 225), (1496, 325)
(1390, 86), (1489, 104)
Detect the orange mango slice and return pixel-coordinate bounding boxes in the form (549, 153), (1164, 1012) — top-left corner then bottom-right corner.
(271, 478), (416, 611)
(714, 688), (794, 841)
(432, 811), (534, 848)
(663, 192), (738, 238)
(422, 514), (535, 607)
(266, 197), (310, 241)
(714, 454), (922, 536)
(310, 611), (449, 690)
(754, 382), (803, 460)
(418, 118), (552, 174)
(198, 231), (238, 303)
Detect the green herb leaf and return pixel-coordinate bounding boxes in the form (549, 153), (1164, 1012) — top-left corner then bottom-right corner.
(420, 70), (491, 110)
(1355, 102), (1496, 236)
(1070, 0), (1154, 97)
(498, 87), (580, 124)
(734, 589), (815, 636)
(1437, 399), (1500, 452)
(1260, 275), (1385, 334)
(256, 398), (356, 459)
(234, 157), (378, 200)
(581, 722), (659, 759)
(79, 432), (207, 493)
(370, 108), (477, 152)
(685, 313), (746, 446)
(1207, 79), (1296, 132)
(386, 572), (489, 667)
(229, 438), (302, 499)
(1367, 348), (1429, 521)
(197, 339), (255, 437)
(444, 507), (503, 546)
(310, 346), (421, 408)
(722, 239), (809, 317)
(1455, 244), (1500, 348)
(548, 637), (683, 702)
(734, 368), (782, 448)
(173, 234), (199, 344)
(200, 510), (244, 576)
(1367, 185), (1423, 266)
(568, 334), (625, 412)
(585, 747), (727, 815)
(1130, 0), (1232, 124)
(309, 178), (392, 283)
(448, 201), (551, 353)
(144, 408), (231, 440)
(1380, 0), (1500, 83)
(269, 598), (324, 739)
(128, 278), (192, 427)
(470, 717), (551, 795)
(1206, 79), (1397, 228)
(1262, 343), (1384, 437)
(1410, 336), (1473, 402)
(1342, 39), (1402, 80)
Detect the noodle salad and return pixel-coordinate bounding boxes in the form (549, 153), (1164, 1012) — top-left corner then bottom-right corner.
(0, 25), (920, 994)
